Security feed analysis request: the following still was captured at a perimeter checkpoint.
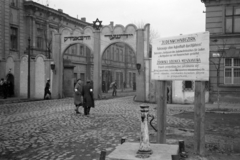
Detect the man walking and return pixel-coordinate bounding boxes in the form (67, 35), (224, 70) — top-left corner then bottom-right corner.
(44, 79), (51, 99)
(112, 80), (117, 96)
(74, 79), (83, 114)
(0, 78), (4, 98)
(0, 78), (7, 99)
(82, 80), (95, 116)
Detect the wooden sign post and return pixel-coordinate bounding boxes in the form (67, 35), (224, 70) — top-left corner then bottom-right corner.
(156, 80), (167, 143)
(151, 32), (209, 155)
(194, 81), (205, 156)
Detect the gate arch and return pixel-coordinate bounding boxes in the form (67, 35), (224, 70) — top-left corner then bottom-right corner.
(62, 42), (93, 97)
(101, 42), (137, 93)
(53, 23), (150, 101)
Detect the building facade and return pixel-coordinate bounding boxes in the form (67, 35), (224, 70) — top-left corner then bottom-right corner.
(0, 0), (141, 99)
(0, 0), (93, 98)
(201, 0), (240, 102)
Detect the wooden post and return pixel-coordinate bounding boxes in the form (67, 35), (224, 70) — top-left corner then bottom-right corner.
(156, 80), (167, 143)
(99, 150), (106, 160)
(194, 81), (205, 156)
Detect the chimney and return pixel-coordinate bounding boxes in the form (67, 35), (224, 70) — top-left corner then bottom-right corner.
(110, 21), (114, 27)
(81, 17), (86, 22)
(58, 9), (63, 12)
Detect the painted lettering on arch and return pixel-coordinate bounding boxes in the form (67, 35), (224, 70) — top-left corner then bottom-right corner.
(64, 36), (91, 42)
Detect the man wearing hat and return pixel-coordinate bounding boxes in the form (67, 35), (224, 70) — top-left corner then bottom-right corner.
(74, 78), (83, 114)
(82, 79), (95, 116)
(44, 79), (51, 99)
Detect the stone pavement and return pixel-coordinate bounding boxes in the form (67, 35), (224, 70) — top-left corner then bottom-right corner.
(0, 96), (240, 160)
(0, 88), (135, 105)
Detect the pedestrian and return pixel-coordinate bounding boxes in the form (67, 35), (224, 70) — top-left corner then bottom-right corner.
(2, 79), (7, 99)
(7, 80), (14, 97)
(44, 79), (51, 99)
(0, 78), (4, 98)
(112, 80), (117, 96)
(102, 81), (105, 93)
(82, 80), (95, 116)
(74, 78), (83, 114)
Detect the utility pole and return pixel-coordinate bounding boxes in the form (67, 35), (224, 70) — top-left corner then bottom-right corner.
(28, 37), (31, 99)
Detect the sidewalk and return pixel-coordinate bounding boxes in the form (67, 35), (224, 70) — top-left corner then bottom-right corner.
(0, 88), (136, 105)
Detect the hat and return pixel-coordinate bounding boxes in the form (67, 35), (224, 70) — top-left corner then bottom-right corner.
(87, 79), (91, 83)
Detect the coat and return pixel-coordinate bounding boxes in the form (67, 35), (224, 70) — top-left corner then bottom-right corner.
(74, 80), (83, 106)
(82, 83), (95, 108)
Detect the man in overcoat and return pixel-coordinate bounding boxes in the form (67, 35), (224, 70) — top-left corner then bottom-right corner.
(82, 80), (95, 116)
(44, 79), (51, 99)
(112, 80), (117, 96)
(74, 79), (83, 114)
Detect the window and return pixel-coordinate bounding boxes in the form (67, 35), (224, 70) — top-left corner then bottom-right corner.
(108, 49), (111, 60)
(183, 81), (194, 91)
(116, 48), (119, 61)
(10, 27), (18, 50)
(129, 72), (132, 87)
(112, 46), (114, 60)
(80, 73), (85, 84)
(71, 45), (77, 54)
(80, 46), (84, 55)
(205, 81), (210, 91)
(119, 49), (123, 62)
(224, 58), (240, 84)
(36, 24), (44, 49)
(10, 0), (17, 7)
(225, 6), (240, 33)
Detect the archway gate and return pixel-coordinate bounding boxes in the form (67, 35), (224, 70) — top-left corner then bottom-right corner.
(52, 23), (150, 100)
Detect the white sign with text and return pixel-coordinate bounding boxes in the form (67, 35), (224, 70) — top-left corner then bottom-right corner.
(151, 32), (209, 81)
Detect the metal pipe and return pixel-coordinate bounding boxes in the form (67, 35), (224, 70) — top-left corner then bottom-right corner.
(28, 37), (30, 99)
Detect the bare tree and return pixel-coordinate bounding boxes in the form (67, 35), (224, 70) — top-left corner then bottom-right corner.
(42, 18), (64, 59)
(43, 23), (52, 59)
(210, 38), (228, 109)
(133, 21), (160, 44)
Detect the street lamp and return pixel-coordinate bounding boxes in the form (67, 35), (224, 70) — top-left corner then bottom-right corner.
(50, 61), (56, 74)
(28, 37), (31, 99)
(136, 63), (141, 75)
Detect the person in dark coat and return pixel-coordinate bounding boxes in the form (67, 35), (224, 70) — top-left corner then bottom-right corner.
(44, 79), (51, 99)
(112, 81), (117, 96)
(74, 79), (83, 114)
(1, 79), (7, 99)
(0, 78), (4, 98)
(82, 80), (95, 116)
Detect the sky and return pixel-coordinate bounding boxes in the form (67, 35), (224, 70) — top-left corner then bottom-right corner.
(35, 0), (206, 38)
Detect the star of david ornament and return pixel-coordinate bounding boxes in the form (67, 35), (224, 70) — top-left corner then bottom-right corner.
(93, 18), (102, 30)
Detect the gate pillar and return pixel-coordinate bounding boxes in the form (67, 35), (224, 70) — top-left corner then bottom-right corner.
(52, 33), (63, 99)
(93, 30), (102, 99)
(135, 29), (145, 101)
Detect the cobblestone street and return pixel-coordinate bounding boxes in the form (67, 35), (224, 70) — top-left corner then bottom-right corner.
(0, 97), (240, 160)
(0, 97), (153, 160)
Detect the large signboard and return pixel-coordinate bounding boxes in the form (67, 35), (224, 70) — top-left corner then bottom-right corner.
(151, 32), (209, 81)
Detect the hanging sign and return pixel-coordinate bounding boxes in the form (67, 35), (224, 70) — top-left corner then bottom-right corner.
(151, 32), (209, 81)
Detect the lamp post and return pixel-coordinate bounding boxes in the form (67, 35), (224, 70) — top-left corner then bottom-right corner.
(28, 37), (31, 99)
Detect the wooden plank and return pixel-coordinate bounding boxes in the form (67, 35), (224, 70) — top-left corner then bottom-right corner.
(156, 80), (167, 144)
(206, 28), (222, 34)
(99, 150), (106, 160)
(206, 11), (222, 18)
(206, 6), (222, 12)
(206, 22), (222, 29)
(206, 17), (222, 23)
(194, 81), (205, 156)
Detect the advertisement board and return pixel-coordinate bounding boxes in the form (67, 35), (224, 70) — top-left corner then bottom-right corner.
(151, 32), (209, 81)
